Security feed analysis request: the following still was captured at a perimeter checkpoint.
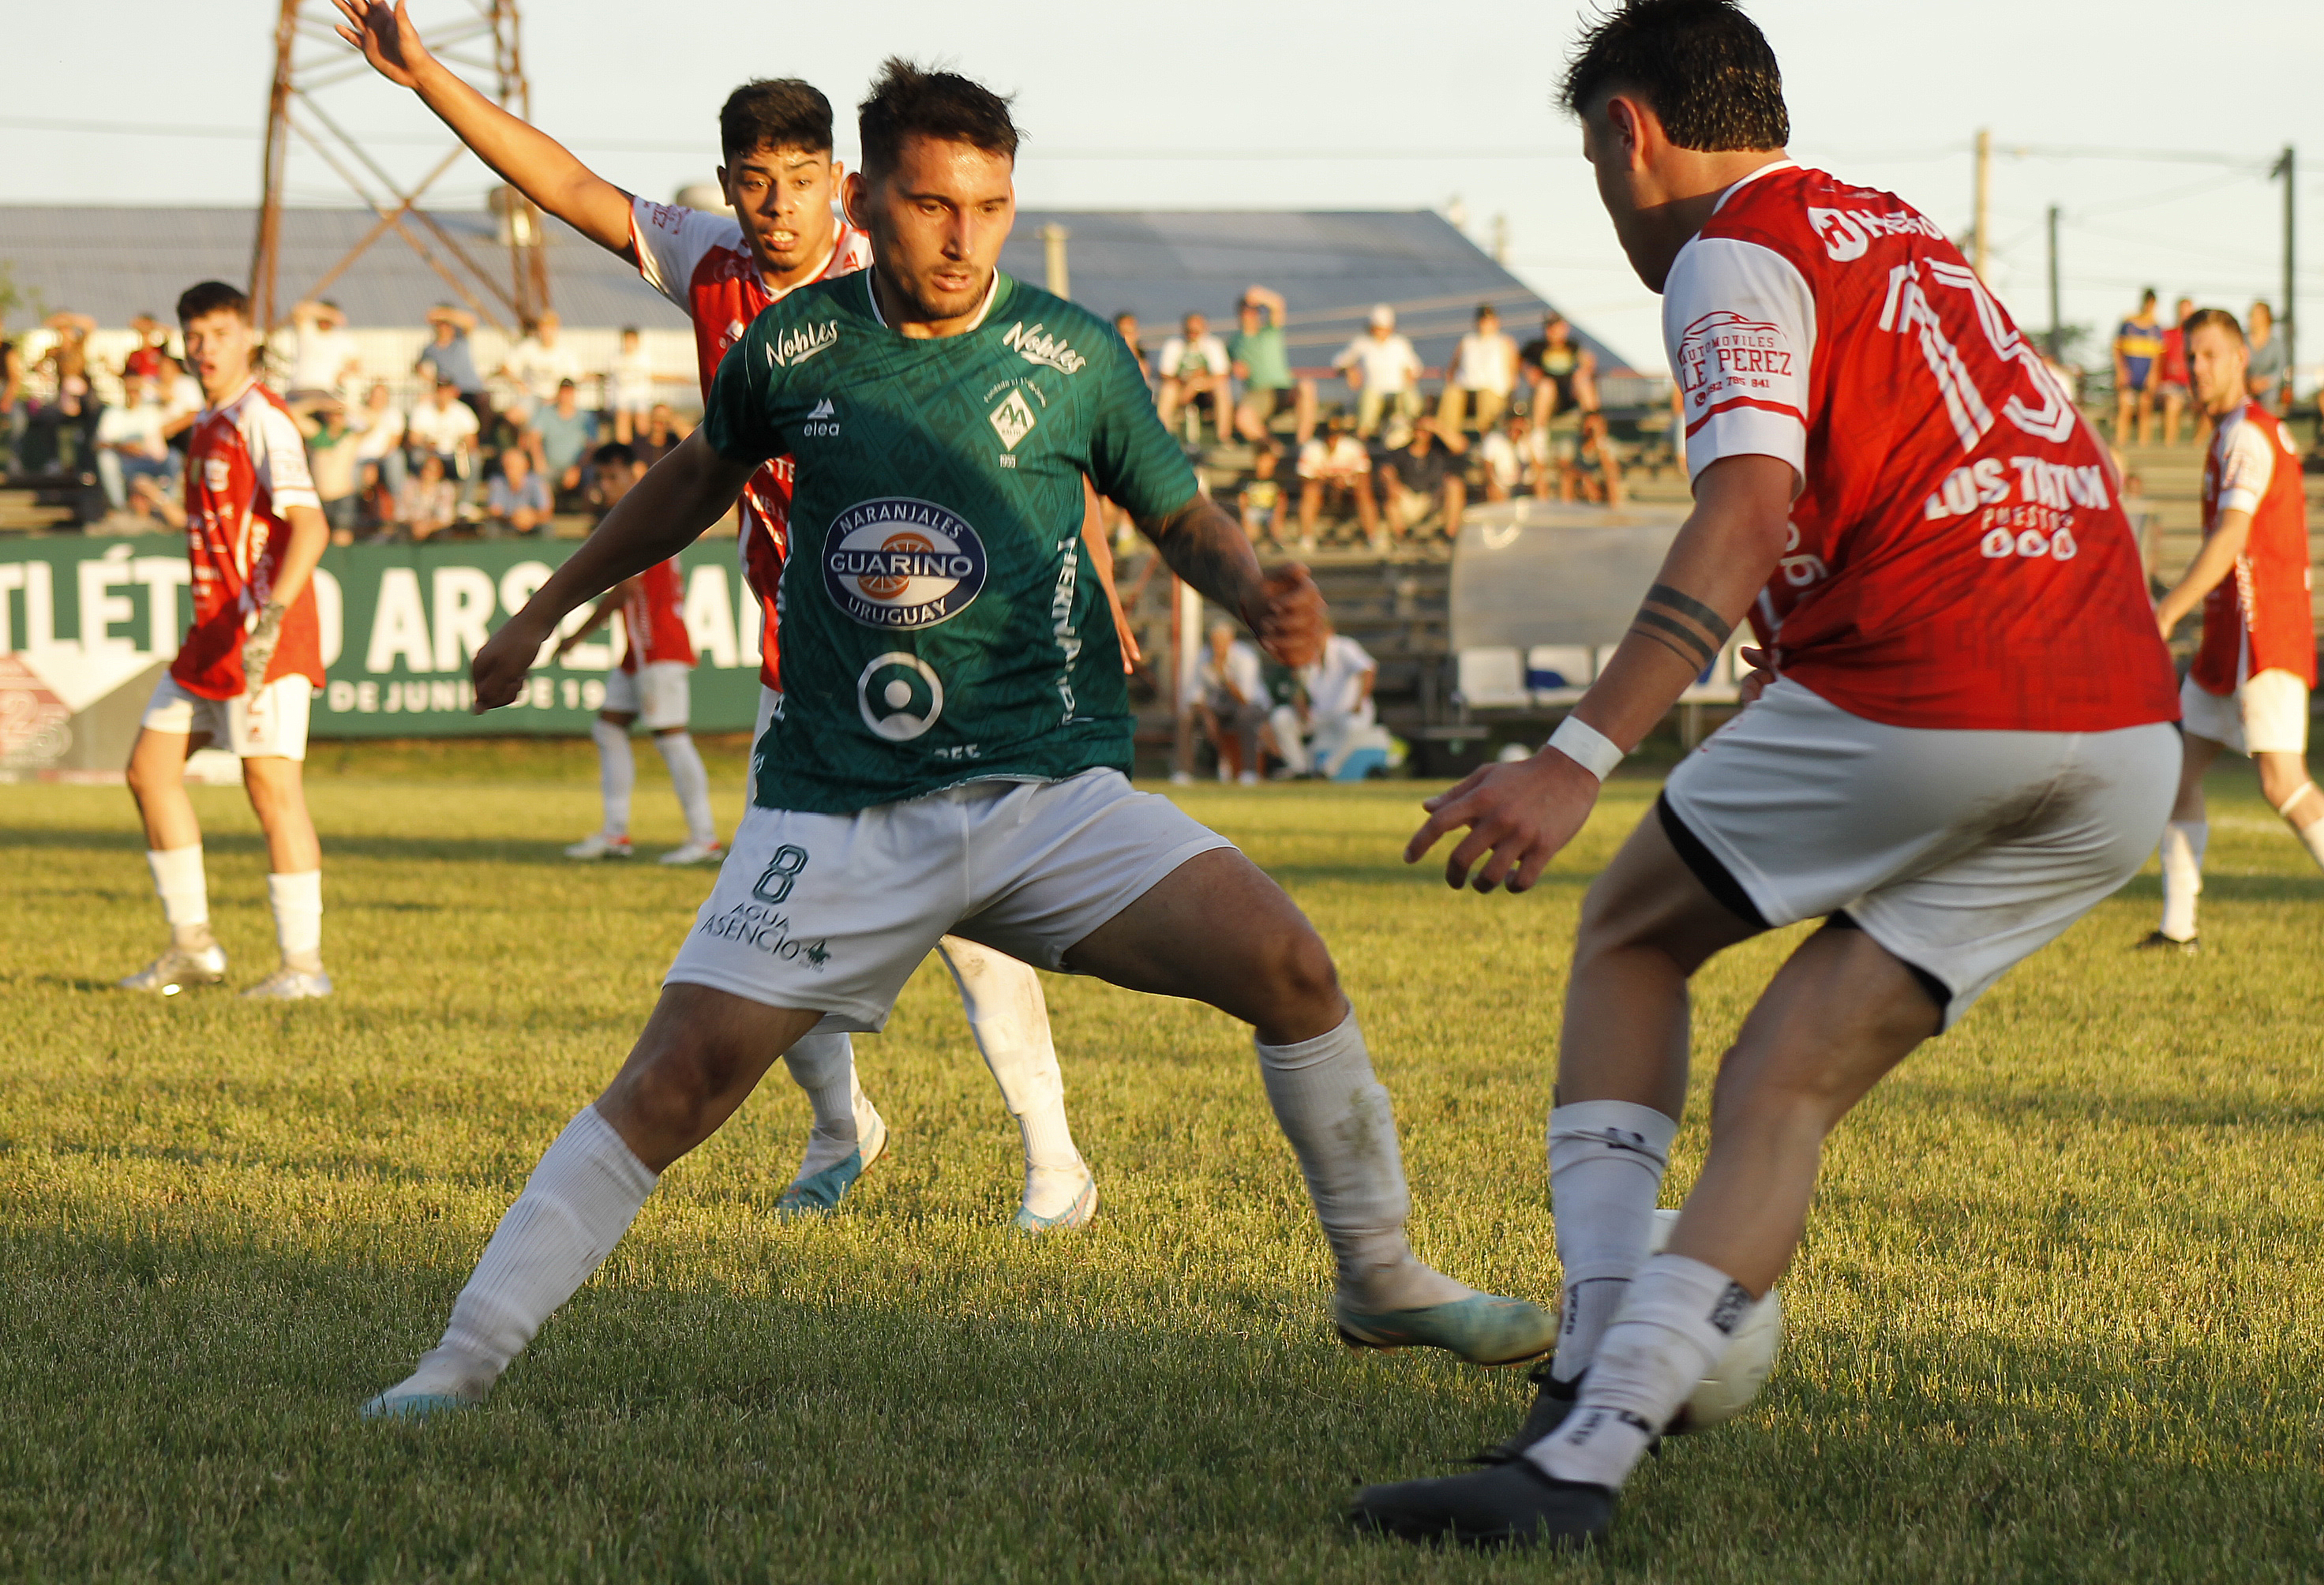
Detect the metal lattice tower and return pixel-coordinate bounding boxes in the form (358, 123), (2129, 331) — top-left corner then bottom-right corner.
(249, 0), (549, 332)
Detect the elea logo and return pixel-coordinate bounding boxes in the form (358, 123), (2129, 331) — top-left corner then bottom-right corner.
(767, 320), (840, 368)
(822, 497), (988, 631)
(1001, 321), (1085, 374)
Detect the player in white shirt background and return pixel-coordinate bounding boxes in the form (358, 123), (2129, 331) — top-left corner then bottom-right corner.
(1269, 627), (1380, 780)
(336, 0), (1104, 1232)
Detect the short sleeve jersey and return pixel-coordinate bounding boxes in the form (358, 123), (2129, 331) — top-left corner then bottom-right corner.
(2115, 317), (2162, 387)
(172, 380), (324, 699)
(2193, 402), (2315, 693)
(629, 197), (875, 690)
(1667, 162), (2176, 733)
(703, 271), (1199, 813)
(620, 558), (695, 673)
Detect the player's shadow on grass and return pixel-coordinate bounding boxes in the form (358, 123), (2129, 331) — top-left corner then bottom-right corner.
(0, 825), (677, 870)
(1884, 1070), (2324, 1132)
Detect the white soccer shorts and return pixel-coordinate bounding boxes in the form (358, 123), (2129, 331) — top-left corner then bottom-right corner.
(140, 674), (313, 761)
(602, 660), (690, 731)
(2179, 669), (2308, 756)
(665, 769), (1232, 1032)
(1661, 679), (2177, 1027)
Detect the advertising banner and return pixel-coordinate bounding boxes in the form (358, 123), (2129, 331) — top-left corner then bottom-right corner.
(0, 533), (763, 770)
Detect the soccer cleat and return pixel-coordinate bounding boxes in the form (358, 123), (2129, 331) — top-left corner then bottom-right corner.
(117, 943), (228, 994)
(1348, 1459), (1614, 1550)
(1014, 1171), (1098, 1233)
(242, 966), (334, 999)
(657, 840), (726, 867)
(359, 1388), (479, 1422)
(774, 1111), (889, 1220)
(564, 832), (634, 861)
(1335, 1293), (1559, 1367)
(2135, 930), (2198, 954)
(1474, 1365), (1581, 1463)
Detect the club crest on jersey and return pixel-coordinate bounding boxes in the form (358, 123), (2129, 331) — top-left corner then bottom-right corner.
(1000, 320), (1086, 375)
(989, 390), (1037, 452)
(203, 457), (233, 492)
(767, 320), (840, 368)
(822, 497), (988, 630)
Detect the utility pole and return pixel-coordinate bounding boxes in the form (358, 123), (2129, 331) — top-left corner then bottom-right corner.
(2045, 204), (2062, 358)
(2274, 144), (2296, 404)
(1972, 128), (1992, 279)
(1039, 223), (1070, 298)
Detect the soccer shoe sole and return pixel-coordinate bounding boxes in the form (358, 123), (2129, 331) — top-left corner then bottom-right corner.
(117, 950), (228, 994)
(359, 1391), (478, 1422)
(1013, 1172), (1098, 1233)
(1336, 1294), (1559, 1366)
(1348, 1460), (1614, 1549)
(773, 1115), (890, 1220)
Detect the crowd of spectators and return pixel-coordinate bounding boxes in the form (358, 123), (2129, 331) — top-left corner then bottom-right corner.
(0, 297), (695, 542)
(2110, 287), (2302, 452)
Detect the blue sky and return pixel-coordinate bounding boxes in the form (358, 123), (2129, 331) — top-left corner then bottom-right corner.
(5, 0), (2319, 373)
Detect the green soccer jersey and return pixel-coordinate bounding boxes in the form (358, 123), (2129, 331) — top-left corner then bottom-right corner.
(703, 270), (1199, 814)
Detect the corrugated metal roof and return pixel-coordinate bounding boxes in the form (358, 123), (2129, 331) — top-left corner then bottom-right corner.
(0, 203), (1627, 373)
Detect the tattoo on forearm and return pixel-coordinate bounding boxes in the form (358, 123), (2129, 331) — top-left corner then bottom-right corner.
(1628, 581), (1734, 669)
(1151, 497), (1262, 617)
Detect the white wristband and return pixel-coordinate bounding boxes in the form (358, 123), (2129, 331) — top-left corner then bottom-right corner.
(1548, 714), (1623, 781)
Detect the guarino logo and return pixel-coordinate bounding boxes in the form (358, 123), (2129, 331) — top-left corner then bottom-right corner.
(821, 497), (988, 630)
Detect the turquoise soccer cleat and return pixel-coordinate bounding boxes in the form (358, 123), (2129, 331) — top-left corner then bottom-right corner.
(1012, 1171), (1097, 1233)
(1334, 1292), (1560, 1367)
(774, 1113), (889, 1220)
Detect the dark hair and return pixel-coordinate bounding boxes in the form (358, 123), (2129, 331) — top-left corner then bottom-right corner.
(1475, 303), (1498, 322)
(1560, 0), (1789, 152)
(858, 58), (1018, 179)
(719, 78), (834, 164)
(2183, 308), (2244, 345)
(176, 280), (250, 324)
(590, 441), (642, 468)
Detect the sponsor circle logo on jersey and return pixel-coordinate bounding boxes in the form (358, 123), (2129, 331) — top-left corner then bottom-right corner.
(822, 497), (988, 631)
(857, 651), (944, 741)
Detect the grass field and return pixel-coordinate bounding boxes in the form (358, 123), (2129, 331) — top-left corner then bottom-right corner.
(3, 745), (2321, 1582)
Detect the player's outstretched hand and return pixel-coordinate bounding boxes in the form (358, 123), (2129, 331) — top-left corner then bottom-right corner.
(1246, 563), (1325, 669)
(1737, 645), (1777, 705)
(470, 613), (548, 714)
(331, 0), (431, 88)
(1404, 749), (1601, 894)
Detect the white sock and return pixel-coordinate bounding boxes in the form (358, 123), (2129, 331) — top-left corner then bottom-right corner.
(591, 718), (634, 837)
(1547, 1100), (1678, 1382)
(146, 845), (212, 950)
(935, 937), (1085, 1212)
(654, 732), (715, 846)
(782, 1029), (879, 1179)
(1530, 1253), (1751, 1489)
(404, 1105), (658, 1400)
(1255, 1010), (1469, 1311)
(2158, 819), (2206, 942)
(265, 869), (323, 972)
(2274, 783), (2324, 872)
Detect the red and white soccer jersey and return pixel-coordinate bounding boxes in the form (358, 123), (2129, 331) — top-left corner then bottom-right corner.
(620, 557), (695, 673)
(2191, 401), (2315, 694)
(629, 198), (872, 690)
(171, 380), (324, 699)
(1667, 163), (2177, 733)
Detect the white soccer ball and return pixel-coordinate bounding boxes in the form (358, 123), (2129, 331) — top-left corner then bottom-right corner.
(1647, 1208), (1782, 1428)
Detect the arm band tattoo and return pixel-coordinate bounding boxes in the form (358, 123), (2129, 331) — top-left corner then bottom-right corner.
(1632, 608), (1719, 668)
(1645, 582), (1730, 636)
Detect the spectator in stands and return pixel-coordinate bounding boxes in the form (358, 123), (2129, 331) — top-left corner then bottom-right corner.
(2112, 288), (2163, 446)
(406, 377), (481, 485)
(633, 403), (684, 469)
(415, 304), (486, 422)
(1296, 414), (1381, 552)
(1113, 311), (1152, 388)
(1441, 304), (1519, 439)
(1228, 285), (1315, 446)
(1269, 620), (1379, 780)
(93, 372), (175, 510)
(30, 311), (99, 474)
(2, 334), (29, 477)
(1156, 311), (1233, 444)
(1562, 410), (1628, 507)
(606, 326), (658, 444)
(2153, 294), (2195, 448)
(485, 444), (552, 538)
(295, 400), (363, 545)
(527, 378), (598, 503)
(2247, 299), (2287, 410)
(1238, 444), (1287, 549)
(500, 309), (579, 422)
(1520, 312), (1598, 422)
(1334, 305), (1423, 438)
(1195, 620), (1269, 785)
(1375, 416), (1466, 545)
(122, 316), (171, 384)
(351, 379), (407, 505)
(1480, 409), (1551, 502)
(396, 452), (459, 541)
(286, 298), (360, 408)
(122, 473), (186, 532)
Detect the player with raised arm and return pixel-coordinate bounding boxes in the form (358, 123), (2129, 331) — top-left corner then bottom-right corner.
(335, 0), (1100, 1229)
(358, 62), (1554, 1420)
(2146, 308), (2324, 950)
(118, 281), (335, 1002)
(1354, 0), (2180, 1549)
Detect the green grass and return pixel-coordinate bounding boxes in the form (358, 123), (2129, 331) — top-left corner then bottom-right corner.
(2, 749), (2321, 1582)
